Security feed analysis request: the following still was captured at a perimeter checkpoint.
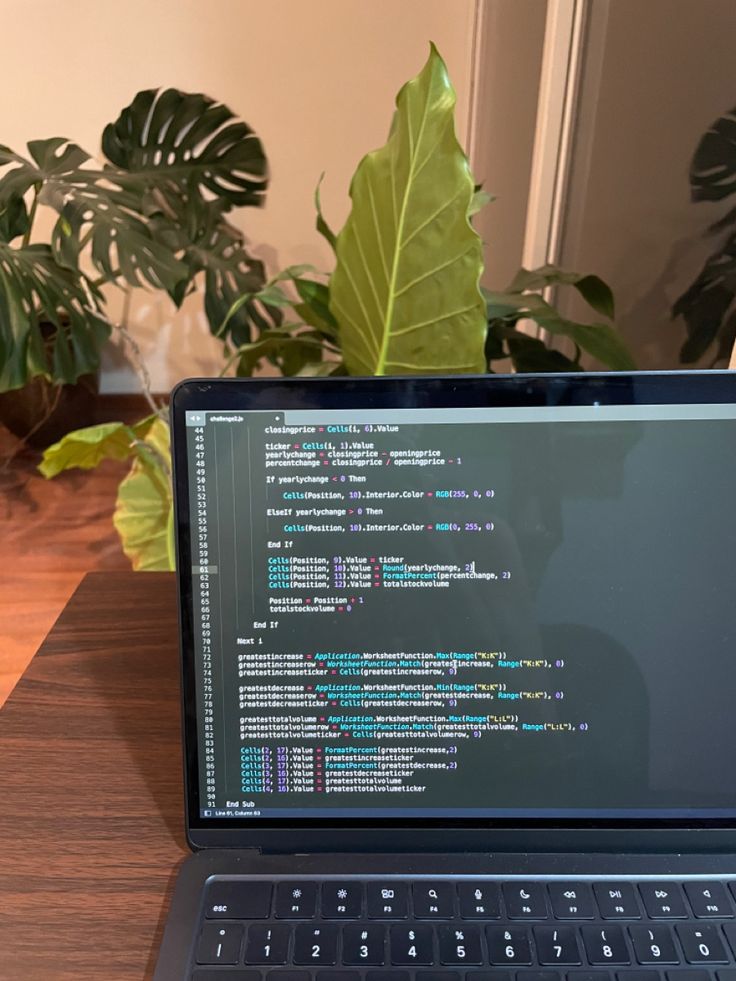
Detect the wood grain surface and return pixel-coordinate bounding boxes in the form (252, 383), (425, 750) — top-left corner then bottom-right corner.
(0, 572), (189, 980)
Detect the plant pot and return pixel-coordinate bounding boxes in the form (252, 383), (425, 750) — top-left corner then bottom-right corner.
(0, 371), (99, 449)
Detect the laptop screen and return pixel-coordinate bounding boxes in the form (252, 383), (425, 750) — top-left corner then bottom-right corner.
(175, 374), (736, 826)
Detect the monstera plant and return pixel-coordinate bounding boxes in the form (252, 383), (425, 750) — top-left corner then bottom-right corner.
(0, 87), (277, 402)
(673, 104), (736, 365)
(41, 45), (634, 572)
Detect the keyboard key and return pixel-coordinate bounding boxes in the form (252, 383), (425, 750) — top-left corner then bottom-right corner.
(458, 882), (501, 919)
(322, 883), (362, 919)
(390, 925), (434, 965)
(267, 973), (311, 981)
(368, 883), (409, 919)
(343, 924), (386, 965)
(275, 881), (317, 919)
(534, 926), (582, 965)
(593, 884), (641, 920)
(416, 973), (462, 981)
(676, 924), (729, 963)
(685, 882), (734, 918)
(464, 973), (512, 981)
(204, 880), (273, 919)
(581, 925), (630, 965)
(193, 972), (260, 981)
(317, 974), (361, 981)
(517, 973), (561, 981)
(366, 972), (410, 981)
(438, 925), (483, 964)
(719, 972), (736, 981)
(567, 973), (612, 981)
(244, 923), (290, 964)
(548, 883), (596, 920)
(196, 922), (244, 965)
(723, 922), (736, 957)
(638, 883), (687, 919)
(414, 883), (455, 918)
(503, 882), (547, 919)
(616, 973), (659, 981)
(294, 924), (339, 964)
(486, 925), (533, 965)
(666, 973), (710, 981)
(628, 925), (679, 964)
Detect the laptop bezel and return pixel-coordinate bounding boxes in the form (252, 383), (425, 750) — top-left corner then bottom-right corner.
(171, 370), (736, 853)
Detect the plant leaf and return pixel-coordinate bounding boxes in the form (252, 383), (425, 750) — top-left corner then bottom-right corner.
(315, 174), (337, 253)
(113, 418), (173, 572)
(38, 421), (137, 477)
(484, 289), (635, 370)
(506, 330), (583, 373)
(102, 88), (268, 209)
(0, 138), (91, 202)
(329, 44), (486, 375)
(672, 232), (736, 363)
(293, 277), (339, 336)
(689, 106), (736, 203)
(0, 192), (29, 243)
(161, 197), (279, 344)
(53, 188), (189, 291)
(0, 243), (110, 391)
(506, 264), (615, 319)
(233, 328), (327, 377)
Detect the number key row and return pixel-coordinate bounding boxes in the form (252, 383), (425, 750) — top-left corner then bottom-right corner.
(197, 921), (736, 969)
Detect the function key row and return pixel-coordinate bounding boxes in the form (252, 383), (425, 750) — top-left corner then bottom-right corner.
(204, 881), (736, 923)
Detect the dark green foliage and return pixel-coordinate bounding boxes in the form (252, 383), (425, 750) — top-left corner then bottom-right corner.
(674, 105), (736, 365)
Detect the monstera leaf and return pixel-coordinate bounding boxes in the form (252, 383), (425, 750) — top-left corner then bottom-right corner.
(159, 197), (280, 345)
(674, 105), (736, 364)
(0, 242), (110, 390)
(0, 138), (187, 292)
(102, 88), (268, 209)
(329, 44), (486, 375)
(0, 138), (91, 201)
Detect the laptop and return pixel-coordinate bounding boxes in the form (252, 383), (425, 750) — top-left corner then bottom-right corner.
(155, 370), (736, 981)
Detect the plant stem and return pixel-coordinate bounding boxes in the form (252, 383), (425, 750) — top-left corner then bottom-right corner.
(21, 185), (40, 248)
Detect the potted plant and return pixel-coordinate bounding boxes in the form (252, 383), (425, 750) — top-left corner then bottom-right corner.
(41, 45), (635, 571)
(0, 87), (278, 445)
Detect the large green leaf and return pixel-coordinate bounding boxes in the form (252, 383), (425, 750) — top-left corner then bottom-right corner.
(39, 420), (139, 477)
(0, 243), (110, 391)
(329, 44), (486, 375)
(102, 88), (268, 209)
(113, 417), (173, 572)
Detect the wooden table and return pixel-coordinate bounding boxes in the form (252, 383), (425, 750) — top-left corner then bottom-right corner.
(0, 572), (189, 980)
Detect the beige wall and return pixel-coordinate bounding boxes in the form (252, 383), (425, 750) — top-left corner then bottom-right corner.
(1, 0), (484, 391)
(557, 0), (736, 369)
(471, 0), (547, 290)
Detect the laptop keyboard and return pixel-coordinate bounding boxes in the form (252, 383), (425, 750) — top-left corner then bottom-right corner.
(191, 878), (736, 981)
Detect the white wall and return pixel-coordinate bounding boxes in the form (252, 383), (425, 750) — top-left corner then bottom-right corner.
(0, 0), (482, 391)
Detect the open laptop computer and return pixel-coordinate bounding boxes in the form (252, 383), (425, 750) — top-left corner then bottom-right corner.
(155, 370), (736, 981)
